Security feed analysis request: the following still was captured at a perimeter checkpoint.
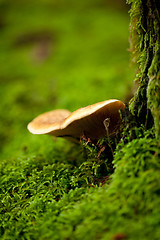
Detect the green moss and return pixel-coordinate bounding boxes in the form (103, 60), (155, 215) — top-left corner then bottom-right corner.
(1, 130), (160, 240)
(147, 50), (160, 137)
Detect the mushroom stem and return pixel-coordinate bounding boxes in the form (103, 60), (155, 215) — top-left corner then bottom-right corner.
(103, 118), (114, 156)
(103, 118), (110, 132)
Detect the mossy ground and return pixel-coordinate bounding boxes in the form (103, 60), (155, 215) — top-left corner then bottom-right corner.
(0, 1), (160, 240)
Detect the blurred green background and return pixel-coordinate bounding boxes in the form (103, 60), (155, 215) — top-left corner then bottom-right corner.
(0, 0), (133, 158)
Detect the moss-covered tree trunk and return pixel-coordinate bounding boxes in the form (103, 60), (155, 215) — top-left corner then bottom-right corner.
(128, 0), (160, 137)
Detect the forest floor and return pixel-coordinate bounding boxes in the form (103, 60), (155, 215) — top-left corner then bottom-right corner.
(1, 1), (160, 239)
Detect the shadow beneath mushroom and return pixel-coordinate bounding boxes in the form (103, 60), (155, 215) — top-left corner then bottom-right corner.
(78, 131), (121, 187)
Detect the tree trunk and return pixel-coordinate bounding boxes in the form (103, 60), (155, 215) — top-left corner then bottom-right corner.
(127, 0), (160, 137)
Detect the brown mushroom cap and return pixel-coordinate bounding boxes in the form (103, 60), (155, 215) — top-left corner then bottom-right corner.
(27, 99), (125, 140)
(27, 109), (71, 135)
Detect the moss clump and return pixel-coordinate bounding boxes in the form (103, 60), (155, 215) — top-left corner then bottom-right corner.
(1, 129), (160, 240)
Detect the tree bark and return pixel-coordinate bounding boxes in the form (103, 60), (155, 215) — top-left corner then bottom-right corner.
(127, 0), (160, 137)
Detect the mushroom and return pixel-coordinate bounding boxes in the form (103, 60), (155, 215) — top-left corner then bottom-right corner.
(27, 99), (125, 141)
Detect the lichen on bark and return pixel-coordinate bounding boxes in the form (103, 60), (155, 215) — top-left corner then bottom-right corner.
(127, 0), (160, 137)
